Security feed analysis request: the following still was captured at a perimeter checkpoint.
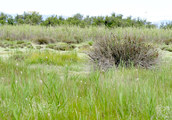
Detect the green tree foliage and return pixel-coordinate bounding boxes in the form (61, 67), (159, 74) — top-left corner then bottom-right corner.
(1, 11), (156, 28)
(14, 11), (42, 25)
(41, 15), (63, 26)
(83, 15), (92, 26)
(23, 11), (42, 25)
(66, 13), (83, 26)
(0, 12), (8, 25)
(15, 14), (24, 24)
(7, 15), (14, 25)
(160, 22), (172, 29)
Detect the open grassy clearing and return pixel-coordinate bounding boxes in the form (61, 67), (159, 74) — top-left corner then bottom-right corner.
(0, 26), (172, 119)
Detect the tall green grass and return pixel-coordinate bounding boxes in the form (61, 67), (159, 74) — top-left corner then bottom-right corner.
(1, 25), (172, 44)
(0, 56), (171, 119)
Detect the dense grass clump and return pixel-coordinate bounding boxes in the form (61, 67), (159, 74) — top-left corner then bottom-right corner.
(89, 33), (159, 70)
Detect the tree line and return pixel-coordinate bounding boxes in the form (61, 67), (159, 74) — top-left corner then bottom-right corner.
(160, 22), (172, 29)
(0, 11), (157, 28)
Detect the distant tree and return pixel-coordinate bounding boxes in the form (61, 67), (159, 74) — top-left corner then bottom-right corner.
(73, 13), (83, 21)
(92, 16), (105, 26)
(7, 15), (14, 25)
(66, 13), (84, 26)
(84, 15), (92, 26)
(15, 14), (24, 24)
(41, 15), (60, 26)
(0, 12), (8, 25)
(116, 14), (123, 19)
(111, 13), (116, 17)
(23, 11), (42, 25)
(146, 22), (156, 28)
(0, 11), (156, 28)
(160, 22), (172, 29)
(58, 16), (65, 24)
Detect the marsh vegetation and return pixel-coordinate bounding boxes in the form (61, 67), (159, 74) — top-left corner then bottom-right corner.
(0, 24), (172, 119)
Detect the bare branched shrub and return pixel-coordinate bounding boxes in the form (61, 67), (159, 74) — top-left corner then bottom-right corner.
(88, 33), (159, 70)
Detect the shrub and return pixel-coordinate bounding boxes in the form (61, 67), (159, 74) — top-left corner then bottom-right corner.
(34, 37), (55, 45)
(164, 39), (172, 45)
(88, 33), (159, 70)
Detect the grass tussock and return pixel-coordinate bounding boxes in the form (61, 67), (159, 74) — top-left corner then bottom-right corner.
(89, 33), (159, 70)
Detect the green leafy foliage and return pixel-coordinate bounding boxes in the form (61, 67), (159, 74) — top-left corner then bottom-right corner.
(0, 12), (156, 28)
(0, 12), (8, 25)
(160, 22), (172, 29)
(41, 15), (63, 26)
(23, 11), (42, 25)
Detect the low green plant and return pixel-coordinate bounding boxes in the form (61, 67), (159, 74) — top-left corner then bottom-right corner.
(26, 45), (33, 49)
(25, 51), (82, 66)
(46, 44), (56, 49)
(36, 46), (43, 49)
(164, 39), (172, 45)
(88, 41), (93, 46)
(162, 46), (172, 52)
(18, 44), (25, 48)
(16, 40), (25, 44)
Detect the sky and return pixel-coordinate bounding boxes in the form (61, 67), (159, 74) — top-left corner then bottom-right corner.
(0, 0), (172, 22)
